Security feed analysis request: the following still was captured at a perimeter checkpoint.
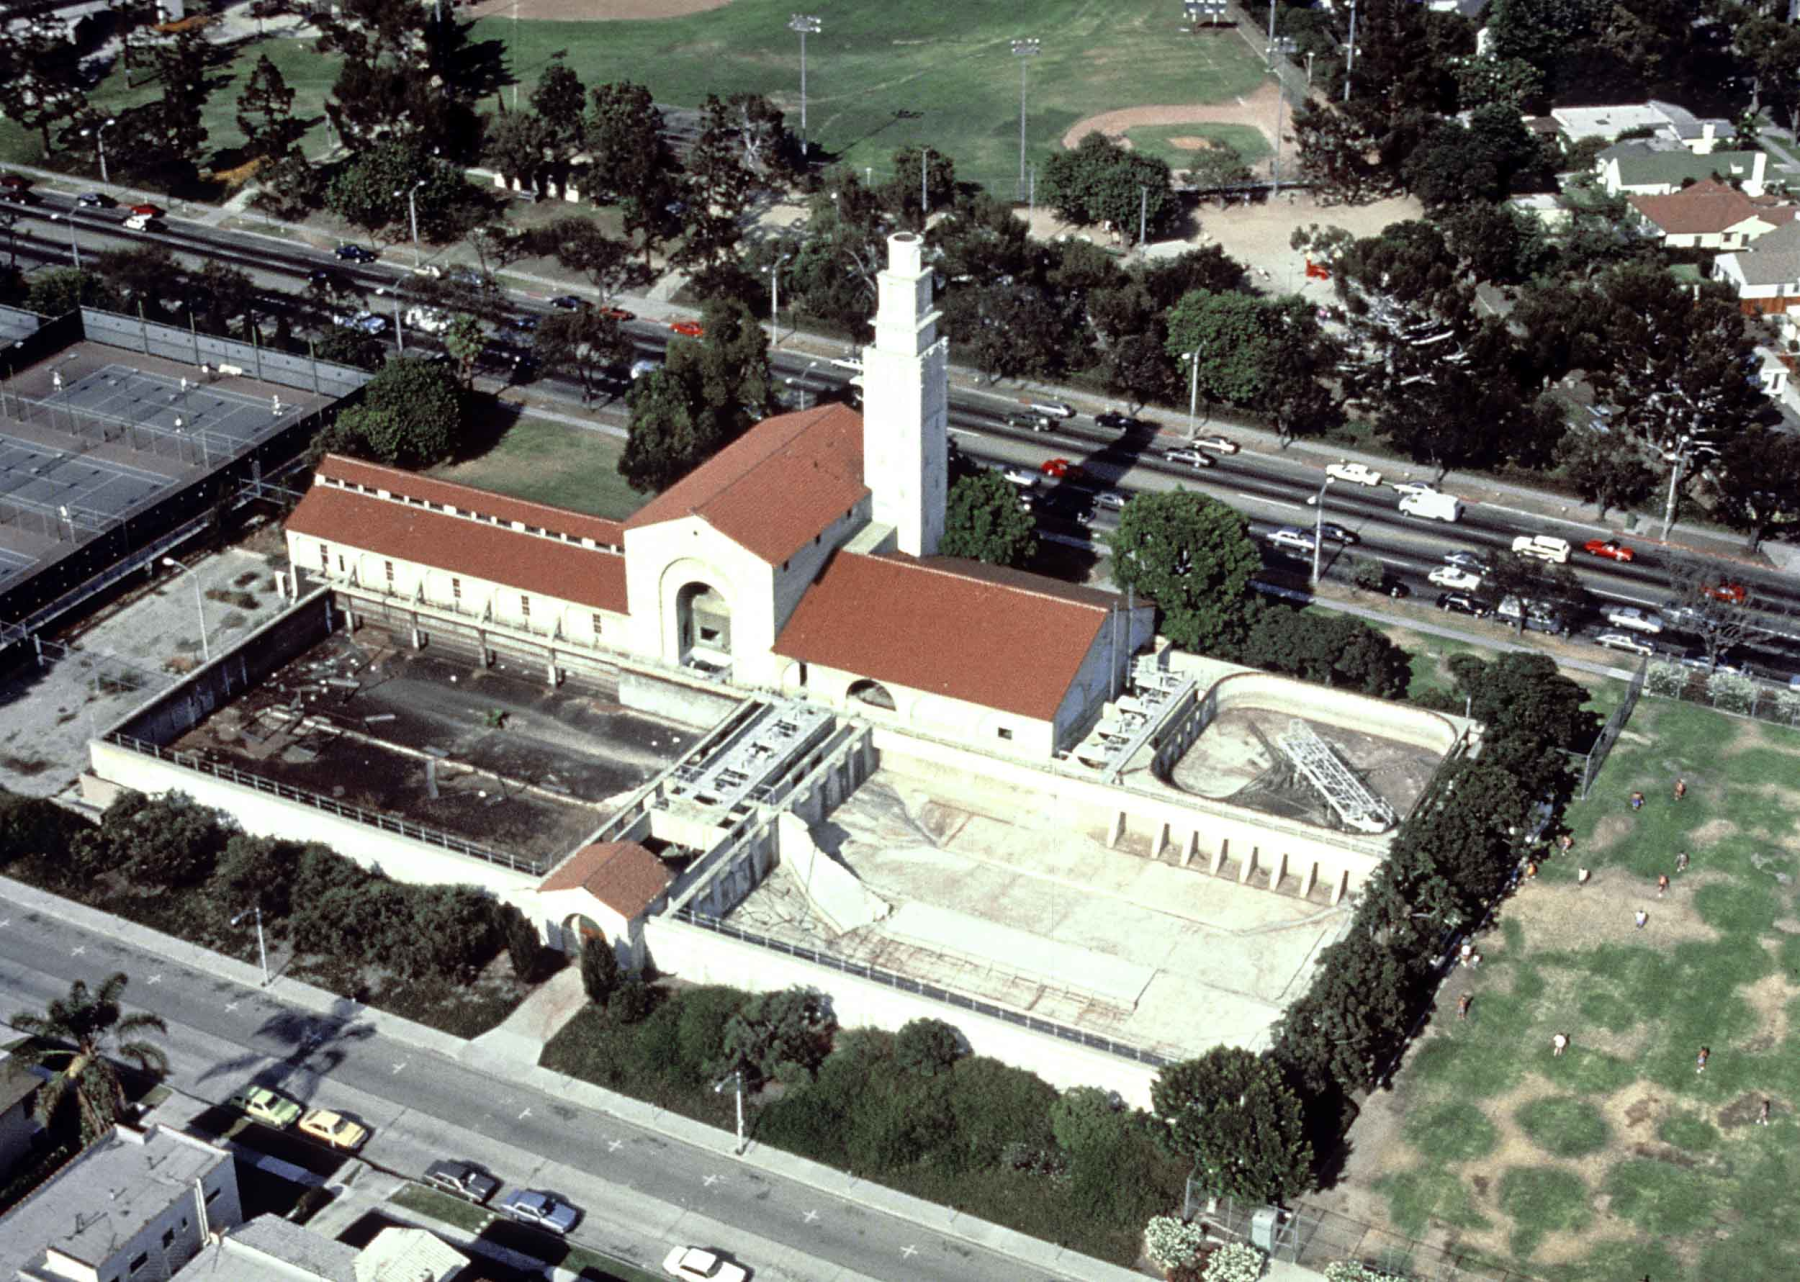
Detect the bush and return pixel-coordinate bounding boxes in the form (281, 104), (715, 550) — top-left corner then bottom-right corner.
(894, 1017), (964, 1077)
(1707, 669), (1758, 714)
(579, 939), (620, 1006)
(720, 987), (835, 1085)
(1325, 1263), (1407, 1282)
(1050, 1085), (1122, 1157)
(675, 986), (747, 1081)
(1145, 1215), (1211, 1270)
(608, 978), (656, 1024)
(501, 905), (552, 983)
(947, 1056), (1058, 1170)
(1203, 1241), (1267, 1282)
(1646, 660), (1687, 696)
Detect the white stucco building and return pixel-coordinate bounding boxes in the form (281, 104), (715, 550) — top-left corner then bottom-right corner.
(286, 233), (1155, 762)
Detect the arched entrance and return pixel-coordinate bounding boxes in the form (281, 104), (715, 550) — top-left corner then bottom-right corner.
(675, 582), (732, 664)
(847, 678), (897, 711)
(563, 914), (606, 950)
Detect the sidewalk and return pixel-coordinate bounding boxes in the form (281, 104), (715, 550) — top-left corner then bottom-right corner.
(0, 874), (1151, 1282)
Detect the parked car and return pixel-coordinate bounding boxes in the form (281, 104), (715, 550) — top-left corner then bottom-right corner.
(1429, 566), (1483, 591)
(1437, 592), (1489, 618)
(1442, 550), (1489, 574)
(599, 305), (636, 322)
(504, 314), (539, 333)
(227, 1085), (303, 1130)
(404, 306), (450, 335)
(668, 319), (705, 338)
(334, 243), (378, 262)
(1039, 457), (1086, 480)
(1389, 480), (1439, 498)
(1025, 398), (1075, 419)
(129, 202), (162, 218)
(75, 192), (111, 208)
(999, 466), (1038, 489)
(0, 175), (28, 192)
(1163, 447), (1214, 469)
(1326, 460), (1382, 486)
(1677, 652), (1752, 675)
(1005, 411), (1053, 432)
(1094, 490), (1127, 511)
(1511, 534), (1572, 564)
(549, 294), (587, 311)
(1594, 630), (1656, 656)
(122, 213), (157, 231)
(411, 264), (443, 279)
(298, 1108), (368, 1151)
(1266, 527), (1317, 554)
(423, 1159), (500, 1205)
(663, 1246), (748, 1282)
(332, 311), (388, 335)
(1096, 411), (1145, 430)
(1192, 434), (1239, 454)
(1602, 606), (1664, 635)
(1318, 522), (1359, 544)
(1704, 581), (1748, 604)
(1584, 538), (1635, 563)
(499, 1189), (580, 1235)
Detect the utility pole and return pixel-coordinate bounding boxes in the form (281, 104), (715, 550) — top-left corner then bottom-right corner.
(1271, 80), (1285, 196)
(1138, 185), (1148, 249)
(1013, 38), (1041, 200)
(1267, 0), (1277, 67)
(1311, 478), (1333, 585)
(1343, 0), (1358, 104)
(790, 15), (822, 158)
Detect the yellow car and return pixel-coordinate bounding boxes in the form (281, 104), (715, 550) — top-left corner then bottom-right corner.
(227, 1085), (303, 1130)
(298, 1108), (369, 1151)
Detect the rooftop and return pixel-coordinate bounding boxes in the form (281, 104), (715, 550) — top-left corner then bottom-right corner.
(1603, 144), (1763, 188)
(539, 840), (673, 919)
(1629, 178), (1798, 235)
(178, 1215), (359, 1282)
(0, 1125), (229, 1277)
(354, 1226), (467, 1282)
(0, 1053), (41, 1112)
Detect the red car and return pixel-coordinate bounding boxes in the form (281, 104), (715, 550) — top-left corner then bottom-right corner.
(1704, 582), (1748, 604)
(1039, 457), (1087, 480)
(668, 320), (704, 338)
(1583, 538), (1635, 563)
(600, 306), (636, 323)
(130, 203), (164, 218)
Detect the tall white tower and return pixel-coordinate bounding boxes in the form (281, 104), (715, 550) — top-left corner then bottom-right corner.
(860, 232), (948, 557)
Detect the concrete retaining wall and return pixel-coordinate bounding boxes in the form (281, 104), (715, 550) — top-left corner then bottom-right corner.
(619, 670), (742, 728)
(642, 917), (1159, 1106)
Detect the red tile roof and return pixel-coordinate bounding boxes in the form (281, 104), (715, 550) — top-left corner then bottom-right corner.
(1628, 178), (1800, 236)
(774, 551), (1115, 721)
(538, 841), (671, 918)
(286, 482), (627, 612)
(624, 404), (867, 565)
(317, 455), (625, 548)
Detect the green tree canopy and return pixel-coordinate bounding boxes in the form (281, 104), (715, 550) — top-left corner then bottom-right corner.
(237, 53), (302, 162)
(1041, 132), (1177, 238)
(11, 972), (169, 1141)
(1106, 490), (1261, 653)
(938, 470), (1038, 568)
(1152, 1047), (1314, 1204)
(620, 367), (706, 493)
(720, 987), (836, 1086)
(324, 356), (466, 467)
(26, 268), (118, 317)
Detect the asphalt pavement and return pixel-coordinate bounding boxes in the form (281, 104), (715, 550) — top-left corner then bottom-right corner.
(0, 874), (1141, 1282)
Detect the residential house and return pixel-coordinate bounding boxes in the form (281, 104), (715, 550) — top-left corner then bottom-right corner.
(175, 1215), (468, 1282)
(1714, 218), (1800, 321)
(1554, 101), (1737, 154)
(1596, 142), (1767, 198)
(1627, 178), (1800, 249)
(1506, 193), (1572, 231)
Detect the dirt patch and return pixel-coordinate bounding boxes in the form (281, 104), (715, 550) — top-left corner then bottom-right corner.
(1737, 970), (1796, 1053)
(1507, 867), (1724, 949)
(1718, 1092), (1783, 1129)
(465, 0), (728, 19)
(1587, 814), (1633, 852)
(1062, 80), (1285, 153)
(1169, 135), (1211, 150)
(1690, 817), (1740, 847)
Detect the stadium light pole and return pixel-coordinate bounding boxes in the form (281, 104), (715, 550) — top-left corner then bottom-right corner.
(1012, 38), (1041, 200)
(161, 555), (209, 663)
(790, 15), (822, 159)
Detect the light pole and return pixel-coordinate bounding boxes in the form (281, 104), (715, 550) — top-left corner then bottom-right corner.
(1343, 0), (1358, 104)
(84, 118), (117, 186)
(790, 14), (822, 159)
(920, 146), (931, 223)
(1138, 184), (1148, 250)
(714, 1069), (746, 1155)
(766, 254), (791, 346)
(1311, 477), (1334, 585)
(231, 905), (270, 986)
(1267, 0), (1277, 67)
(395, 180), (425, 266)
(1183, 348), (1201, 439)
(52, 214), (80, 271)
(161, 555), (209, 663)
(1012, 38), (1041, 200)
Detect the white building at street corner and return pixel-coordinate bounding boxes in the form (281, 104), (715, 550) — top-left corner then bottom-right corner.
(286, 232), (1156, 762)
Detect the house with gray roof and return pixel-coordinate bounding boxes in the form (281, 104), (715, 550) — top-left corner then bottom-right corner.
(1714, 218), (1800, 324)
(1597, 142), (1768, 198)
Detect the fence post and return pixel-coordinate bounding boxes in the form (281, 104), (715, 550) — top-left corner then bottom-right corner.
(138, 301), (150, 356)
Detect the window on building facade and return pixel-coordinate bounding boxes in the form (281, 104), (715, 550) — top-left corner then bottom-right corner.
(451, 578), (462, 601)
(337, 556), (345, 572)
(997, 727), (1014, 740)
(320, 543), (329, 570)
(128, 1254), (147, 1274)
(520, 594), (531, 619)
(162, 1229), (175, 1249)
(384, 560), (394, 583)
(592, 613), (603, 635)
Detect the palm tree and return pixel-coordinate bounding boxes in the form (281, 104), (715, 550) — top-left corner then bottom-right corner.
(11, 972), (169, 1140)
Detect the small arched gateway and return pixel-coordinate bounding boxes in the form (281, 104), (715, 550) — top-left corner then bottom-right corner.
(675, 581), (732, 663)
(535, 841), (673, 971)
(847, 678), (897, 711)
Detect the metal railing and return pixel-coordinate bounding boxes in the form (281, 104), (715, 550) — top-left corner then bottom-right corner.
(670, 908), (1174, 1068)
(102, 732), (551, 876)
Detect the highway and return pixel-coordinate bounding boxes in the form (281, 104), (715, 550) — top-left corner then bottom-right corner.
(7, 194), (1799, 674)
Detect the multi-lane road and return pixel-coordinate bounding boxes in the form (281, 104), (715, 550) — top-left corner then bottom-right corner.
(7, 192), (1799, 674)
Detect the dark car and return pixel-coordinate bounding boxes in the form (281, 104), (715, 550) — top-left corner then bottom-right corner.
(1005, 411), (1053, 432)
(306, 268), (339, 287)
(424, 1159), (499, 1204)
(1318, 522), (1360, 545)
(549, 295), (588, 311)
(335, 243), (378, 262)
(1096, 411), (1145, 431)
(76, 192), (112, 208)
(1437, 592), (1489, 618)
(504, 314), (540, 333)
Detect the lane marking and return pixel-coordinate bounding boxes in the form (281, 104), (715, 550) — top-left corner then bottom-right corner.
(803, 1209), (820, 1224)
(517, 1107), (531, 1121)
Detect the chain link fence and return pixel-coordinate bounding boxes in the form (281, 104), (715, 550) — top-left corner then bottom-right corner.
(1577, 652), (1647, 798)
(1640, 659), (1800, 728)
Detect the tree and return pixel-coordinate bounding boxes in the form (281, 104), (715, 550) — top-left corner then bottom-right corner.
(485, 110), (554, 192)
(587, 81), (681, 265)
(237, 54), (301, 162)
(1042, 132), (1177, 238)
(720, 987), (835, 1085)
(0, 13), (86, 157)
(532, 217), (633, 301)
(257, 146), (326, 220)
(11, 973), (169, 1140)
(534, 308), (632, 404)
(324, 357), (466, 467)
(312, 326), (387, 372)
(1558, 430), (1658, 519)
(674, 94), (763, 271)
(1483, 551), (1585, 633)
(939, 283), (1068, 383)
(1711, 426), (1800, 551)
(1272, 934), (1417, 1095)
(1663, 550), (1779, 669)
(1440, 201), (1553, 285)
(25, 268), (118, 316)
(1107, 490), (1261, 654)
(145, 27), (214, 185)
(1291, 102), (1387, 206)
(939, 470), (1038, 568)
(1164, 290), (1339, 437)
(621, 368), (706, 493)
(1185, 142), (1254, 191)
(93, 244), (183, 317)
(1152, 1048), (1314, 1204)
(1241, 608), (1412, 698)
(1448, 651), (1594, 755)
(326, 142), (475, 242)
(579, 937), (620, 1005)
(1449, 54), (1546, 111)
(882, 145), (957, 229)
(314, 0), (483, 156)
(441, 313), (485, 388)
(77, 790), (229, 890)
(1105, 332), (1180, 413)
(894, 1018), (964, 1077)
(530, 58), (587, 154)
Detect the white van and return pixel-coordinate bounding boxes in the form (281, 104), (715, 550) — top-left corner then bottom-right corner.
(1398, 490), (1462, 523)
(1512, 534), (1571, 564)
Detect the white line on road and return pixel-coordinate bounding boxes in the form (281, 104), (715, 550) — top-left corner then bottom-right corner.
(517, 1107), (530, 1120)
(148, 974), (163, 984)
(392, 1062), (406, 1075)
(1245, 495), (1303, 510)
(71, 946), (84, 956)
(902, 1245), (919, 1259)
(803, 1210), (820, 1223)
(225, 1001), (239, 1012)
(0, 920), (10, 929)
(607, 1139), (623, 1152)
(703, 1174), (725, 1187)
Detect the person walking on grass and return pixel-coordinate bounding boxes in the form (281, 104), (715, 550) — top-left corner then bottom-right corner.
(1636, 909), (1649, 929)
(1676, 850), (1690, 874)
(1760, 1098), (1772, 1126)
(1675, 777), (1688, 802)
(1559, 833), (1574, 855)
(1631, 791), (1646, 811)
(1697, 1046), (1710, 1074)
(1578, 867), (1591, 887)
(1458, 993), (1472, 1021)
(1553, 1032), (1569, 1057)
(1658, 873), (1670, 899)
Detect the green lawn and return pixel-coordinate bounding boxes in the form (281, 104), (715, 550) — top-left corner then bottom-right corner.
(431, 414), (644, 521)
(1369, 698), (1800, 1281)
(1122, 122), (1271, 171)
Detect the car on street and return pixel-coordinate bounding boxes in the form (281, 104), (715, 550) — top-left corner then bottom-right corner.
(404, 306), (450, 335)
(1389, 480), (1439, 498)
(1584, 538), (1636, 563)
(550, 294), (587, 311)
(1602, 606), (1664, 634)
(227, 1085), (303, 1130)
(122, 213), (158, 231)
(1095, 411), (1145, 431)
(1704, 581), (1748, 604)
(332, 311), (388, 335)
(1039, 457), (1086, 480)
(1441, 551), (1489, 575)
(1025, 398), (1075, 419)
(1193, 434), (1239, 454)
(1318, 522), (1359, 544)
(1005, 411), (1053, 431)
(1266, 527), (1317, 554)
(1594, 631), (1656, 656)
(0, 175), (28, 193)
(999, 466), (1038, 489)
(423, 1159), (500, 1204)
(1325, 460), (1382, 486)
(1094, 490), (1127, 511)
(305, 268), (338, 287)
(1678, 652), (1752, 675)
(499, 1189), (580, 1235)
(334, 243), (378, 262)
(1428, 566), (1483, 591)
(668, 319), (705, 338)
(663, 1246), (748, 1282)
(410, 264), (443, 279)
(1437, 592), (1489, 617)
(129, 202), (163, 218)
(297, 1108), (368, 1151)
(1512, 534), (1572, 564)
(1163, 447), (1215, 469)
(75, 192), (111, 208)
(504, 314), (539, 333)
(599, 305), (636, 322)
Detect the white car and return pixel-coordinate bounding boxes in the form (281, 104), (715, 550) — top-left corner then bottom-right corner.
(663, 1247), (747, 1282)
(1266, 527), (1316, 553)
(1602, 606), (1665, 635)
(1193, 434), (1239, 454)
(1163, 447), (1214, 469)
(404, 306), (451, 334)
(1025, 398), (1075, 419)
(999, 467), (1038, 489)
(1512, 534), (1572, 564)
(332, 311), (388, 335)
(1390, 480), (1439, 498)
(1594, 631), (1656, 656)
(1326, 461), (1382, 486)
(1428, 566), (1483, 591)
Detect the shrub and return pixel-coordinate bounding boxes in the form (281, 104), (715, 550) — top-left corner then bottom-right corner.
(946, 1055), (1059, 1169)
(1145, 1215), (1211, 1270)
(1645, 661), (1687, 696)
(1776, 688), (1800, 726)
(1203, 1241), (1267, 1282)
(579, 939), (620, 1005)
(501, 904), (551, 983)
(1051, 1085), (1123, 1157)
(608, 977), (656, 1024)
(894, 1017), (964, 1077)
(1325, 1264), (1407, 1282)
(720, 987), (835, 1085)
(674, 986), (747, 1080)
(1707, 669), (1758, 714)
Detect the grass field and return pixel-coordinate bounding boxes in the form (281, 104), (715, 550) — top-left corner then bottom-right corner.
(1361, 697), (1800, 1281)
(1122, 122), (1271, 171)
(431, 415), (644, 520)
